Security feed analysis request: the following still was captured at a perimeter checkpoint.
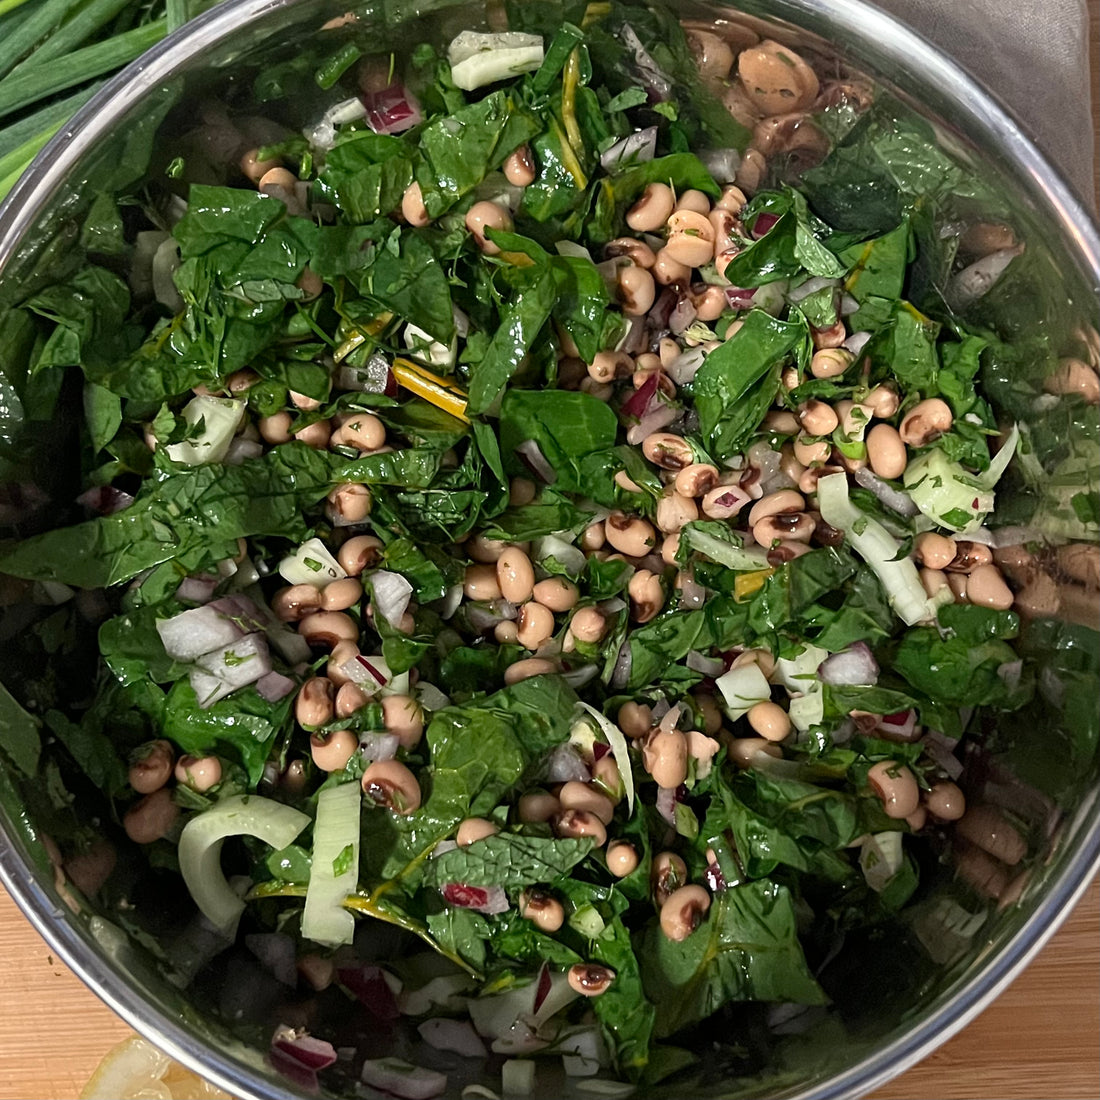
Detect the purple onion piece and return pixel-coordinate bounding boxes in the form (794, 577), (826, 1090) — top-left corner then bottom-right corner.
(363, 83), (422, 134)
(600, 126), (658, 171)
(256, 671), (296, 702)
(440, 882), (509, 914)
(245, 933), (297, 987)
(686, 650), (724, 677)
(337, 965), (401, 1020)
(76, 485), (135, 515)
(370, 570), (413, 629)
(514, 439), (557, 484)
(359, 731), (400, 762)
(175, 574), (219, 605)
(544, 743), (590, 783)
(669, 295), (697, 336)
(818, 642), (879, 687)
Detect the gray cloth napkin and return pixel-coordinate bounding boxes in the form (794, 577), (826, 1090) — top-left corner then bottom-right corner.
(871, 0), (1095, 206)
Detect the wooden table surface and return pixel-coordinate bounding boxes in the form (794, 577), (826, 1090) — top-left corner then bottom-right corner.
(0, 879), (1097, 1099)
(1, 4), (1098, 1100)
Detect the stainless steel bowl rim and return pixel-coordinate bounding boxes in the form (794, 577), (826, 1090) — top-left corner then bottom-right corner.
(0, 1), (1097, 1097)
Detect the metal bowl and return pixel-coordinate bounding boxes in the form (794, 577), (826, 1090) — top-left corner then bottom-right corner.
(0, 1), (1097, 1098)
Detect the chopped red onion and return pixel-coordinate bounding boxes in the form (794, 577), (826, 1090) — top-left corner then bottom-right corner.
(704, 860), (726, 892)
(686, 650), (725, 677)
(225, 437), (264, 466)
(533, 963), (553, 1014)
(245, 933), (297, 987)
(656, 785), (679, 825)
(875, 709), (920, 742)
(270, 1027), (338, 1085)
(626, 402), (678, 445)
(919, 731), (964, 780)
(157, 604), (247, 661)
(843, 330), (872, 356)
(340, 653), (392, 691)
(958, 526), (996, 546)
(788, 276), (838, 303)
(418, 1019), (487, 1058)
(361, 1059), (447, 1100)
(648, 286), (678, 329)
(76, 485), (134, 515)
(724, 286), (758, 311)
(619, 23), (672, 101)
(466, 598), (519, 634)
(363, 83), (422, 135)
(175, 575), (219, 605)
(491, 1019), (548, 1056)
(256, 671), (296, 702)
(838, 292), (860, 316)
(620, 312), (648, 355)
(600, 126), (658, 171)
(533, 534), (586, 576)
(818, 642), (879, 686)
(853, 467), (920, 517)
(666, 345), (707, 384)
(515, 439), (557, 485)
(556, 240), (594, 262)
(658, 703), (683, 734)
(370, 570), (413, 629)
(669, 296), (697, 336)
(337, 965), (401, 1020)
(437, 584), (463, 620)
(544, 743), (591, 783)
(609, 640), (632, 690)
(359, 731), (400, 762)
(440, 882), (509, 914)
(699, 147), (742, 183)
(752, 212), (781, 238)
(620, 369), (660, 420)
(191, 633), (272, 708)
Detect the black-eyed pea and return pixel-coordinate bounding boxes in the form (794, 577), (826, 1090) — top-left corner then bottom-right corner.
(659, 884), (711, 941)
(335, 412), (385, 452)
(552, 809), (607, 846)
(295, 419), (332, 449)
(272, 584), (323, 622)
(617, 701), (653, 740)
(298, 610), (359, 649)
(516, 601), (555, 649)
(798, 400), (838, 436)
(674, 463), (720, 498)
(748, 489), (804, 527)
(123, 789), (180, 845)
(1056, 543), (1100, 586)
(465, 200), (513, 255)
(592, 754), (623, 801)
(310, 729), (358, 772)
(128, 740), (175, 795)
(920, 568), (950, 599)
(580, 521), (605, 551)
(1044, 357), (1100, 404)
(456, 817), (499, 846)
(956, 804), (1026, 865)
(810, 348), (853, 379)
(628, 569), (664, 623)
(606, 840), (639, 878)
(400, 181), (431, 227)
(692, 284), (728, 321)
(322, 577), (364, 611)
(587, 349), (633, 383)
(642, 728), (688, 788)
(533, 577), (579, 613)
(518, 791), (561, 824)
(728, 737), (783, 768)
(664, 210), (716, 269)
(959, 221), (1017, 257)
(335, 681), (370, 719)
(605, 511), (656, 555)
(296, 677), (336, 728)
(467, 532), (508, 563)
(626, 182), (675, 232)
(240, 147), (281, 184)
(652, 248), (691, 285)
(684, 26), (734, 80)
(734, 148), (767, 195)
(945, 541), (993, 574)
(746, 700), (791, 742)
(558, 781), (615, 825)
(762, 409), (800, 435)
(327, 483), (372, 524)
(642, 432), (693, 471)
(361, 758), (422, 814)
(509, 477), (537, 507)
(464, 562), (503, 601)
(925, 781), (966, 822)
(899, 398), (953, 447)
(866, 423), (908, 479)
(906, 805), (928, 831)
(497, 546), (535, 603)
(779, 443), (806, 484)
(382, 694), (424, 749)
(651, 851), (688, 908)
(675, 188), (712, 215)
(914, 532), (958, 571)
(731, 647), (777, 679)
(661, 532), (681, 565)
(655, 488), (699, 534)
(753, 512), (815, 545)
(793, 434), (831, 467)
(810, 321), (847, 350)
(494, 620), (519, 645)
(708, 207), (737, 256)
(617, 263), (656, 316)
(767, 540), (812, 566)
(503, 144), (536, 187)
(965, 564), (1014, 610)
(864, 384), (900, 419)
(675, 570), (705, 609)
(258, 411), (294, 444)
(567, 963), (616, 997)
(716, 184), (748, 215)
(614, 469), (642, 492)
(737, 40), (819, 115)
(570, 606), (607, 644)
(519, 889), (565, 933)
(658, 337), (682, 367)
(606, 237), (656, 268)
(798, 464), (844, 495)
(504, 657), (558, 684)
(226, 369), (259, 394)
(947, 572), (969, 602)
(338, 535), (383, 576)
(867, 760), (920, 819)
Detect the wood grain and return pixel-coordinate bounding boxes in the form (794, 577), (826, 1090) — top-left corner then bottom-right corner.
(0, 880), (1097, 1100)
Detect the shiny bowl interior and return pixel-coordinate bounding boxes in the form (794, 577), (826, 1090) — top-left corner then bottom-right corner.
(0, 1), (1097, 1098)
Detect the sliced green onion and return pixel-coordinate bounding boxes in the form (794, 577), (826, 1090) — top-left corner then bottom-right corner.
(902, 449), (994, 534)
(178, 795), (310, 938)
(818, 472), (931, 626)
(576, 702), (635, 814)
(302, 780), (361, 947)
